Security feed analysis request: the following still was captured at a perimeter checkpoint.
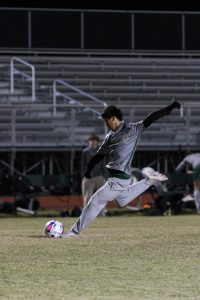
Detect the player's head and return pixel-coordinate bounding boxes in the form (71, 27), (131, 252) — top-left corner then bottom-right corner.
(88, 134), (100, 148)
(101, 105), (123, 120)
(101, 105), (123, 130)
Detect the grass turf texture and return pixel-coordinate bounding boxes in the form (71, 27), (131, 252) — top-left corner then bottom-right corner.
(0, 215), (200, 299)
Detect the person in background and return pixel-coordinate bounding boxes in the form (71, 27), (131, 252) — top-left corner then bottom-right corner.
(176, 153), (200, 213)
(81, 134), (107, 212)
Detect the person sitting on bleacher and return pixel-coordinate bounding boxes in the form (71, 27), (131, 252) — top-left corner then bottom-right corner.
(176, 153), (200, 214)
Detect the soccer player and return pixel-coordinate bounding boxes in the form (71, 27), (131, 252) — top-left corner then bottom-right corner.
(176, 152), (200, 213)
(63, 101), (181, 237)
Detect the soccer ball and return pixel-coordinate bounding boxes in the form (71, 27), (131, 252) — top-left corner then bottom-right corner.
(44, 219), (64, 238)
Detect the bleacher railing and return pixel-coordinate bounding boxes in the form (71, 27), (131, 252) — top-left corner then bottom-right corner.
(10, 57), (36, 101)
(1, 7), (200, 52)
(53, 79), (107, 134)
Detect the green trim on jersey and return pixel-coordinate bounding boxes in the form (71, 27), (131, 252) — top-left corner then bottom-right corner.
(107, 168), (131, 179)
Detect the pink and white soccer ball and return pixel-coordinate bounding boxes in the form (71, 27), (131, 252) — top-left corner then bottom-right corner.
(44, 220), (64, 238)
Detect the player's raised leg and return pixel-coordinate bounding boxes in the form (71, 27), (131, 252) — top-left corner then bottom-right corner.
(115, 173), (168, 208)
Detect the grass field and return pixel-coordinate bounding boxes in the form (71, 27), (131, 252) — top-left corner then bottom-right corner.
(1, 214), (200, 300)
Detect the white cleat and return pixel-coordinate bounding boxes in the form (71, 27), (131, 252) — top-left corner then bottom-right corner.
(148, 173), (168, 182)
(182, 194), (194, 202)
(62, 231), (79, 238)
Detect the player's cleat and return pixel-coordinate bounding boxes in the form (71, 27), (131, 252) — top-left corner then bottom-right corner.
(148, 172), (168, 182)
(62, 231), (79, 238)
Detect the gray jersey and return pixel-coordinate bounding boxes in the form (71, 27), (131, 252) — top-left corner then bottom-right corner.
(97, 120), (144, 176)
(176, 153), (200, 172)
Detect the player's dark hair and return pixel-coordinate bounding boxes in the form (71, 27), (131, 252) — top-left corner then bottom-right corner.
(101, 105), (123, 121)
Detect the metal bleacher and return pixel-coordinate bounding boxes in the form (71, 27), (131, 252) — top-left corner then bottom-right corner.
(0, 53), (200, 151)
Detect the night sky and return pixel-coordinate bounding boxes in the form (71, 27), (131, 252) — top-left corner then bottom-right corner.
(0, 1), (200, 50)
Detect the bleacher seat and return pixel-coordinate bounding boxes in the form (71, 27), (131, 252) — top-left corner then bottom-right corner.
(0, 54), (199, 150)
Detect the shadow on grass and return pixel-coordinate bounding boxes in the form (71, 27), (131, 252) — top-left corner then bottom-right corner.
(0, 234), (47, 238)
(27, 235), (48, 238)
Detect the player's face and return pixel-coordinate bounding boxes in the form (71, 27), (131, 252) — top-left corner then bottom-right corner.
(104, 117), (116, 130)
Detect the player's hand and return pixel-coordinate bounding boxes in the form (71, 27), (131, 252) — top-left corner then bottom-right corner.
(172, 101), (181, 109)
(84, 171), (91, 179)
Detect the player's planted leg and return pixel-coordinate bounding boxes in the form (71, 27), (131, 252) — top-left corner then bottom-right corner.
(63, 181), (120, 237)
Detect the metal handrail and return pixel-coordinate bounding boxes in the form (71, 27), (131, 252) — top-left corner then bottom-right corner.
(53, 79), (107, 116)
(53, 79), (107, 135)
(3, 48), (200, 58)
(2, 7), (200, 53)
(10, 56), (35, 101)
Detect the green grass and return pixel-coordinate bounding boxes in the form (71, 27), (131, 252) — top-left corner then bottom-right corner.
(1, 214), (200, 299)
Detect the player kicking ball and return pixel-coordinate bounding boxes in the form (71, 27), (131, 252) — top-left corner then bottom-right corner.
(63, 101), (181, 238)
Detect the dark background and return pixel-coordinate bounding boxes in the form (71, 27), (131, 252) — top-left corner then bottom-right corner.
(0, 2), (200, 50)
(0, 1), (200, 11)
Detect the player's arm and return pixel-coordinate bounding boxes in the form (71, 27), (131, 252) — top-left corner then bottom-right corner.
(84, 133), (110, 178)
(84, 153), (105, 178)
(143, 101), (181, 128)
